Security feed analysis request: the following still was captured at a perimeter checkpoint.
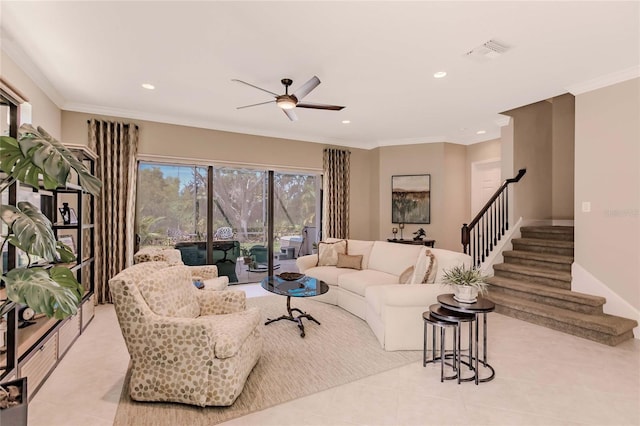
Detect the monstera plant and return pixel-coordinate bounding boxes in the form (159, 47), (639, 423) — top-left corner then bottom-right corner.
(0, 124), (101, 319)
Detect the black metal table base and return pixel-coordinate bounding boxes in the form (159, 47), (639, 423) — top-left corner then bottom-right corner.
(265, 295), (320, 338)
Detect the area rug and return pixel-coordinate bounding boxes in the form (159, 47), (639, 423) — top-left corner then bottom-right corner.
(113, 295), (421, 425)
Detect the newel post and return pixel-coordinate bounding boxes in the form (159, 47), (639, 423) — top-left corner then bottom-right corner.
(461, 223), (470, 254)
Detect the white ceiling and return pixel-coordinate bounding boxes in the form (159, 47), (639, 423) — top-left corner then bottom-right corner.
(1, 1), (638, 149)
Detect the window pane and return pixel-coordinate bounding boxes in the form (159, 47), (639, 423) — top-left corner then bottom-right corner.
(136, 163), (208, 247)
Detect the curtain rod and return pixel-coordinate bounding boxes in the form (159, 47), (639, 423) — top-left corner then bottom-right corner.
(87, 119), (138, 130)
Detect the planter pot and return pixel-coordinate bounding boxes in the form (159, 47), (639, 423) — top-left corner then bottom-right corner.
(0, 377), (28, 426)
(453, 286), (478, 303)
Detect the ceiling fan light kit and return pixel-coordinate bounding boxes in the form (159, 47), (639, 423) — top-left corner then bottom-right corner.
(233, 75), (345, 121)
(276, 96), (297, 110)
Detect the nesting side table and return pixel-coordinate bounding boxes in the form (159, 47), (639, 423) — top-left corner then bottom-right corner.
(437, 293), (496, 384)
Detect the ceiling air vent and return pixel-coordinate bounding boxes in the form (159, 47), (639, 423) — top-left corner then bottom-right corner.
(465, 39), (510, 61)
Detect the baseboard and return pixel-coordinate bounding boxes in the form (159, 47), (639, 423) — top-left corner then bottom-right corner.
(572, 263), (640, 339)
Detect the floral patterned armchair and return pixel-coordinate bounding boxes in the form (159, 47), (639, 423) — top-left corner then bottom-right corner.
(109, 262), (263, 406)
(133, 246), (228, 290)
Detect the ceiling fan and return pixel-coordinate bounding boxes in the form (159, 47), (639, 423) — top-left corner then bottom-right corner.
(232, 76), (345, 121)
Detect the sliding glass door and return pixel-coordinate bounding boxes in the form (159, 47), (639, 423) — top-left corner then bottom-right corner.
(136, 161), (320, 284)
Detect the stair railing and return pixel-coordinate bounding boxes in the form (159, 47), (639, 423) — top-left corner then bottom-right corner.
(462, 168), (526, 266)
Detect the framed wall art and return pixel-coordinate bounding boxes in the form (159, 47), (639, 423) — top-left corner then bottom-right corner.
(391, 174), (431, 224)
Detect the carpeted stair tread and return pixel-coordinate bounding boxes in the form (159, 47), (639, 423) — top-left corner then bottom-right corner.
(493, 262), (572, 282)
(512, 237), (574, 249)
(487, 292), (638, 337)
(487, 275), (605, 306)
(521, 225), (574, 234)
(521, 226), (575, 241)
(502, 250), (573, 265)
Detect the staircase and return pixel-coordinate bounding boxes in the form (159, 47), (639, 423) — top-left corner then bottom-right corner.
(486, 225), (638, 346)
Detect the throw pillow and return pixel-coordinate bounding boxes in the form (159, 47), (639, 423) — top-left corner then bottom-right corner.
(399, 266), (414, 284)
(337, 253), (363, 270)
(423, 250), (438, 284)
(318, 240), (348, 266)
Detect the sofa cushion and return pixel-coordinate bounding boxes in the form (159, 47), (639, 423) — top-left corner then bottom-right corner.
(338, 269), (399, 297)
(428, 248), (472, 282)
(337, 253), (363, 270)
(318, 240), (347, 266)
(345, 239), (375, 269)
(368, 241), (423, 276)
(304, 265), (357, 285)
(138, 265), (201, 318)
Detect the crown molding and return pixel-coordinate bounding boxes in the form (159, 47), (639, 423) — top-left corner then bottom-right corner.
(1, 27), (65, 108)
(63, 102), (371, 149)
(566, 65), (640, 95)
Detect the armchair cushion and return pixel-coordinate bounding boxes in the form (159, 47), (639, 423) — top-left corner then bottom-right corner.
(138, 265), (200, 318)
(202, 308), (262, 358)
(197, 289), (247, 315)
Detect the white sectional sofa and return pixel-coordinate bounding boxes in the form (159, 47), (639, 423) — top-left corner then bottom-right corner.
(296, 239), (472, 351)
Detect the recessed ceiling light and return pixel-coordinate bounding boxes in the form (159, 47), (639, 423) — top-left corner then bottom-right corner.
(141, 83), (155, 90)
(433, 71), (447, 78)
(476, 130), (486, 135)
(342, 120), (351, 124)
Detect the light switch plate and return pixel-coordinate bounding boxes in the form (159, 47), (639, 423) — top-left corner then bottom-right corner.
(582, 201), (591, 213)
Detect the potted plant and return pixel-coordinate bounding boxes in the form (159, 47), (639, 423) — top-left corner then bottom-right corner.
(441, 264), (488, 303)
(0, 124), (101, 413)
(240, 247), (252, 264)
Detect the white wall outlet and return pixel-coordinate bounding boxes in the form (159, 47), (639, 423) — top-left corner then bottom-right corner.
(582, 201), (591, 213)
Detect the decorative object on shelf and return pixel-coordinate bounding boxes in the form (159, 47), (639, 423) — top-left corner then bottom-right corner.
(277, 272), (304, 281)
(391, 227), (398, 240)
(413, 228), (426, 241)
(68, 207), (78, 225)
(391, 174), (431, 224)
(398, 222), (405, 240)
(0, 124), (101, 320)
(59, 202), (71, 224)
(57, 235), (76, 257)
(441, 264), (488, 303)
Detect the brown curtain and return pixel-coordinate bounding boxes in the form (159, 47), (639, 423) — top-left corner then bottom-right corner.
(88, 119), (139, 303)
(322, 148), (350, 239)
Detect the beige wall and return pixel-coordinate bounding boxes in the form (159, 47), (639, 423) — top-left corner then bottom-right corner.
(442, 143), (468, 250)
(552, 94), (576, 220)
(1, 52), (62, 138)
(574, 78), (640, 310)
(62, 111), (374, 240)
(504, 100), (554, 221)
(375, 142), (470, 251)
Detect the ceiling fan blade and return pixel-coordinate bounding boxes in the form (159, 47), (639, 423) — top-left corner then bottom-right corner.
(296, 102), (345, 111)
(283, 108), (298, 122)
(231, 79), (279, 97)
(293, 76), (321, 100)
(236, 100), (276, 110)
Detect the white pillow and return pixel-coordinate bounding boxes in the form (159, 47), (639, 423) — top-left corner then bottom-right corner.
(410, 248), (437, 284)
(317, 240), (348, 266)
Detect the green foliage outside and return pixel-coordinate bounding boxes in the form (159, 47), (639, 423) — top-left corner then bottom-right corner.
(136, 163), (317, 250)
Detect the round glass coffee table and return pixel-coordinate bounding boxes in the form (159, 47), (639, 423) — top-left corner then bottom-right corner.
(261, 275), (329, 338)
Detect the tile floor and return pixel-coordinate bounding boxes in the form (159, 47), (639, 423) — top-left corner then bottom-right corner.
(29, 284), (640, 426)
